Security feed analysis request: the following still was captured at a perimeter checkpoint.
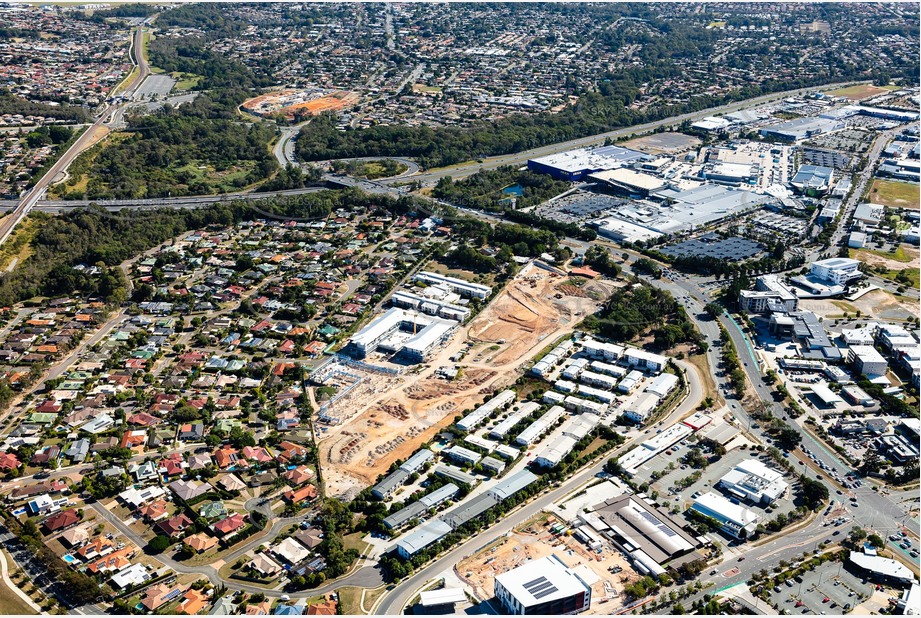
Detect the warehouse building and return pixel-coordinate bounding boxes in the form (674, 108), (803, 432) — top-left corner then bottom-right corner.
(456, 390), (517, 432)
(644, 373), (679, 399)
(534, 415), (599, 468)
(489, 470), (540, 501)
(719, 459), (789, 505)
(395, 520), (452, 559)
(618, 423), (694, 476)
(593, 494), (702, 576)
(494, 554), (592, 615)
(532, 440), (578, 472)
(413, 272), (492, 299)
(759, 116), (844, 142)
(528, 144), (650, 181)
(689, 492), (760, 540)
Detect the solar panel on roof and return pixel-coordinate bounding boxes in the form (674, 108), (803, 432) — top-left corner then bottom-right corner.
(523, 576), (559, 600)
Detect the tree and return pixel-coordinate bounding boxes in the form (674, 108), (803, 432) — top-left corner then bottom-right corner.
(672, 603), (686, 615)
(704, 302), (723, 318)
(849, 527), (867, 545)
(777, 426), (802, 450)
(148, 535), (172, 554)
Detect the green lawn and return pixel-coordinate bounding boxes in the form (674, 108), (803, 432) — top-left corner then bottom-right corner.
(170, 72), (202, 91)
(880, 267), (920, 289)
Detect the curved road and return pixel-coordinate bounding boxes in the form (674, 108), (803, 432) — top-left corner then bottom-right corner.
(0, 24), (150, 247)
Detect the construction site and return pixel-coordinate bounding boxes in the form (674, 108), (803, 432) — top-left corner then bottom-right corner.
(241, 88), (359, 119)
(456, 514), (641, 613)
(313, 261), (616, 499)
(466, 261), (617, 366)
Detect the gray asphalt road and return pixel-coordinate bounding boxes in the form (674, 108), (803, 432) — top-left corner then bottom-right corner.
(373, 80), (864, 187)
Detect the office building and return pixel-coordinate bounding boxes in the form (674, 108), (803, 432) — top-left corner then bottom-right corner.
(739, 274), (799, 314)
(810, 257), (862, 286)
(719, 459), (789, 504)
(848, 345), (888, 377)
(690, 492), (760, 540)
(494, 554), (592, 615)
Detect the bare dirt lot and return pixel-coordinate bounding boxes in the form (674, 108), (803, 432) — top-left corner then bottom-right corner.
(317, 262), (615, 499)
(800, 288), (916, 322)
(851, 245), (920, 272)
(467, 262), (614, 365)
(621, 132), (701, 155)
(456, 515), (638, 612)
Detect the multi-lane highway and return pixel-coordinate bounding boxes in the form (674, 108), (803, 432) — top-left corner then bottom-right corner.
(0, 24), (150, 247)
(0, 79), (865, 219)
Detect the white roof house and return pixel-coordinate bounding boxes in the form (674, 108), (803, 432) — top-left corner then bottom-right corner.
(272, 537), (311, 565)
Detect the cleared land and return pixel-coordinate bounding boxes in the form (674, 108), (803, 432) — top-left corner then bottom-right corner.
(467, 262), (613, 365)
(826, 84), (899, 100)
(456, 515), (638, 612)
(868, 179), (921, 210)
(801, 288), (917, 321)
(621, 131), (701, 155)
(851, 244), (919, 269)
(317, 262), (614, 498)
